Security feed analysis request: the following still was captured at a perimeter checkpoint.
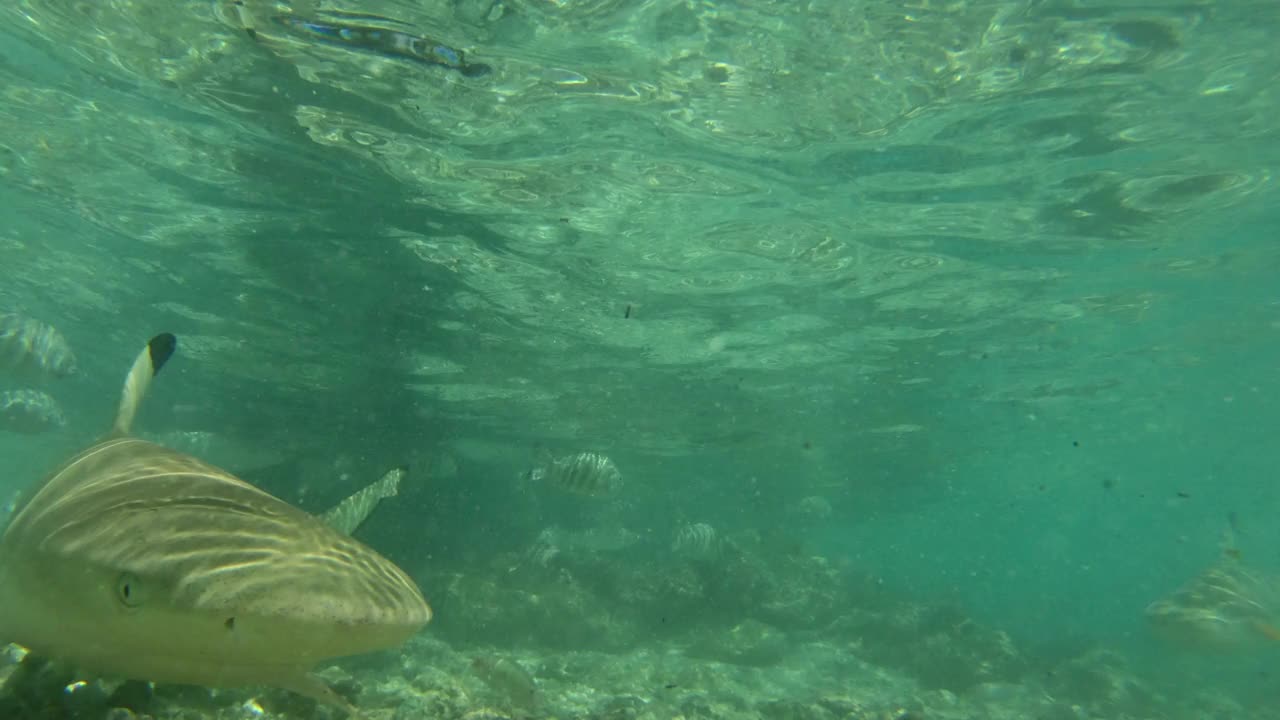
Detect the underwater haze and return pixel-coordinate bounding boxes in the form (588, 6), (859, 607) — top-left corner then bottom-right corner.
(2, 0), (1280, 718)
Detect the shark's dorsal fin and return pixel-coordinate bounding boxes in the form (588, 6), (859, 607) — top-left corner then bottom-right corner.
(108, 333), (177, 438)
(1, 334), (177, 527)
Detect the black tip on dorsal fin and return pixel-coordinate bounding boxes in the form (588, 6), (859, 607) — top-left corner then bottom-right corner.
(148, 333), (177, 375)
(109, 332), (179, 438)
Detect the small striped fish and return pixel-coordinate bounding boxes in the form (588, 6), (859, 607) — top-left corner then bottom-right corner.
(0, 313), (77, 380)
(672, 522), (719, 559)
(528, 451), (622, 497)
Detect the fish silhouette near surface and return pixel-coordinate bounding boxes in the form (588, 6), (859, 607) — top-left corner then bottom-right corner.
(216, 0), (492, 77)
(271, 15), (493, 77)
(0, 333), (431, 716)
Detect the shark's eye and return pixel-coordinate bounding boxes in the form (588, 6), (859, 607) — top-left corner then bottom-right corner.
(116, 572), (144, 608)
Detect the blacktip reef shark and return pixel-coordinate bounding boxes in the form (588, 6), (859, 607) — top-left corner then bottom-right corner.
(0, 333), (431, 716)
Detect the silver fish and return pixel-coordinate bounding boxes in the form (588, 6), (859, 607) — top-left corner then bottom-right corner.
(0, 389), (67, 434)
(0, 333), (431, 716)
(528, 451), (623, 497)
(471, 655), (537, 710)
(0, 313), (77, 380)
(553, 525), (642, 554)
(522, 531), (561, 568)
(796, 495), (833, 520)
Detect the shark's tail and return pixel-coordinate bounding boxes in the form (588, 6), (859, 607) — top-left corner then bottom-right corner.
(110, 333), (177, 437)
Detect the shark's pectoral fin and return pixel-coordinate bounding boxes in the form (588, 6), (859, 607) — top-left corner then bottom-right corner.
(319, 465), (408, 536)
(275, 670), (359, 718)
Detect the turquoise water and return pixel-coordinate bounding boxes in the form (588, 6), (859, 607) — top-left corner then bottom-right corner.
(2, 0), (1280, 717)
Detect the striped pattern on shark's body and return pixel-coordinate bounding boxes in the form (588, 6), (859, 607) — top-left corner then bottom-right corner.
(0, 333), (431, 716)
